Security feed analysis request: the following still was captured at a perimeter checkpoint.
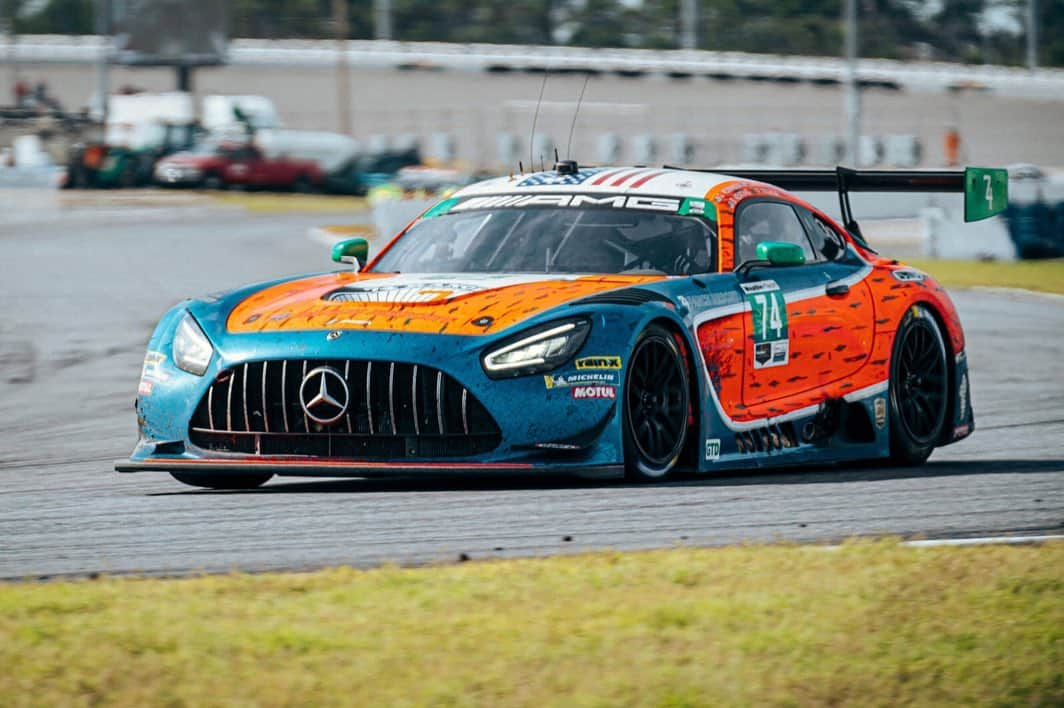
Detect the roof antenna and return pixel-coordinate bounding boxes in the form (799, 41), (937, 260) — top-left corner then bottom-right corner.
(529, 69), (549, 173)
(566, 72), (591, 160)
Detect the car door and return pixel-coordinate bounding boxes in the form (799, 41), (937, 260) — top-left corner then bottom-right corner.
(734, 198), (875, 412)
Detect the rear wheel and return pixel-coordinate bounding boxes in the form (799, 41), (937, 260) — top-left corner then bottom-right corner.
(202, 173), (226, 191)
(888, 304), (949, 465)
(623, 325), (689, 482)
(170, 472), (273, 490)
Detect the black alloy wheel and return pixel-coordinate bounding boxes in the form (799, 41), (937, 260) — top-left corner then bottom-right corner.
(170, 472), (273, 490)
(888, 304), (950, 465)
(623, 324), (690, 481)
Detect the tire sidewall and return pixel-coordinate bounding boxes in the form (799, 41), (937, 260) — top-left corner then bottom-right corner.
(888, 304), (949, 465)
(623, 325), (689, 482)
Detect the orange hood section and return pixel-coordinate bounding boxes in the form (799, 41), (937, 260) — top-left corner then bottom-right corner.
(227, 272), (667, 336)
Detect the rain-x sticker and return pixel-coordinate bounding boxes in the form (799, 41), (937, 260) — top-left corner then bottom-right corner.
(575, 356), (622, 370)
(741, 281), (789, 369)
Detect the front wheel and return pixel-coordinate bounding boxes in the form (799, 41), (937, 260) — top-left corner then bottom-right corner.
(623, 325), (690, 482)
(170, 472), (273, 490)
(888, 304), (950, 466)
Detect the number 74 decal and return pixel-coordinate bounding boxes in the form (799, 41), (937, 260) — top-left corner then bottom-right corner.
(740, 280), (790, 369)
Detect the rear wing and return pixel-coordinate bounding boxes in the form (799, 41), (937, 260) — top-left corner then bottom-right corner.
(667, 165), (1009, 246)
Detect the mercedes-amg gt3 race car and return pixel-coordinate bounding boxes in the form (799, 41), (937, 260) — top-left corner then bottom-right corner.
(117, 163), (1007, 488)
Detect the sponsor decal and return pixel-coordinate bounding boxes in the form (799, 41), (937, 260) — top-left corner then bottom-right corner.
(451, 193), (682, 214)
(874, 397), (887, 429)
(677, 292), (734, 310)
(704, 438), (721, 462)
(139, 351), (169, 393)
(744, 281), (789, 370)
(739, 280), (780, 295)
(326, 273), (569, 304)
(891, 268), (926, 283)
(571, 385), (616, 400)
(678, 197), (715, 221)
(958, 374), (969, 419)
(574, 356), (622, 370)
(544, 372), (619, 389)
(326, 330), (343, 341)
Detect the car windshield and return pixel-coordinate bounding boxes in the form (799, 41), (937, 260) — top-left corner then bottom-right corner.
(370, 202), (716, 276)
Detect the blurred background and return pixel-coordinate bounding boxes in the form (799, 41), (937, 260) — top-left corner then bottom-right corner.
(1, 0), (1063, 257)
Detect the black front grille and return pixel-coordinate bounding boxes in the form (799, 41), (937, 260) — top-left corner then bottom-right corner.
(189, 359), (501, 459)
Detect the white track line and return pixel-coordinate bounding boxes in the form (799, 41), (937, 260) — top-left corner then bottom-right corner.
(901, 535), (1064, 547)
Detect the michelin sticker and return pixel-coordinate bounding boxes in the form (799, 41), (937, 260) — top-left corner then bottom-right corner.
(740, 281), (789, 369)
(704, 438), (721, 462)
(575, 356), (622, 370)
(544, 372), (619, 389)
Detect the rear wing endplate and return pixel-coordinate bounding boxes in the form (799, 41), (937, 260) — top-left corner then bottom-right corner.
(667, 165), (1009, 245)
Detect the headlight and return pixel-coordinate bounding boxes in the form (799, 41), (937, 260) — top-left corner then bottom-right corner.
(481, 318), (590, 378)
(172, 313), (213, 376)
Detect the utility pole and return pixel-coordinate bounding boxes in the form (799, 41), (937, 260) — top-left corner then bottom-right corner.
(679, 0), (697, 50)
(333, 0), (351, 135)
(374, 0), (392, 40)
(1, 0), (17, 105)
(1027, 0), (1038, 71)
(96, 0), (111, 123)
(842, 0), (861, 166)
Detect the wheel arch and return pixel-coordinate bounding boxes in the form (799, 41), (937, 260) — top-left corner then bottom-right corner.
(898, 298), (959, 447)
(641, 315), (703, 471)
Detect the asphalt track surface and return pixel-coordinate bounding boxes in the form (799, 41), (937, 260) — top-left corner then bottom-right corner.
(1, 195), (1062, 578)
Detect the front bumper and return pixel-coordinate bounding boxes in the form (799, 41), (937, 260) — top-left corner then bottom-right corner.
(115, 457), (623, 479)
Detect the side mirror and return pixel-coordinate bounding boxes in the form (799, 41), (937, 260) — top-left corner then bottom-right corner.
(736, 241), (806, 276)
(331, 237), (369, 271)
(756, 241), (806, 267)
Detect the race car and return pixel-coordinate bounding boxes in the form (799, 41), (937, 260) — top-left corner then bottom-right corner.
(117, 163), (1007, 488)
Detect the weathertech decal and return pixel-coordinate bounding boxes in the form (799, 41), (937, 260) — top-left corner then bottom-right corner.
(574, 356), (622, 370)
(571, 385), (616, 400)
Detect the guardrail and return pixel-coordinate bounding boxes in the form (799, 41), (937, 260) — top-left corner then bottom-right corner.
(5, 35), (1064, 100)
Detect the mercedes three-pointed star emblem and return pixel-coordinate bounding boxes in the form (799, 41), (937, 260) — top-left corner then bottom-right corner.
(298, 366), (350, 424)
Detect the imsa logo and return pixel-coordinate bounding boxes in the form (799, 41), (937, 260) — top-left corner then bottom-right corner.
(574, 356), (622, 370)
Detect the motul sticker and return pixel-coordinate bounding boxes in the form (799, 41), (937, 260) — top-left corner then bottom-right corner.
(571, 385), (616, 400)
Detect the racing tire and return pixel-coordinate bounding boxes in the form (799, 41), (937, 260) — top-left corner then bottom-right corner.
(888, 304), (950, 466)
(170, 472), (273, 490)
(623, 324), (690, 482)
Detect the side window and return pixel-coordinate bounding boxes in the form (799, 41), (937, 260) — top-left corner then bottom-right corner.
(804, 213), (847, 261)
(735, 201), (816, 266)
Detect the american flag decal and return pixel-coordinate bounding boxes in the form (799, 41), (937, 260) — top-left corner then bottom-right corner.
(517, 168), (609, 187)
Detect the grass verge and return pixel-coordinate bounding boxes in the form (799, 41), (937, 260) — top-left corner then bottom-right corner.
(1, 541), (1061, 707)
(908, 258), (1064, 295)
(207, 191), (368, 214)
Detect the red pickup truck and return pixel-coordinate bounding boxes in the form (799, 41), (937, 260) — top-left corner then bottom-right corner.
(154, 141), (323, 191)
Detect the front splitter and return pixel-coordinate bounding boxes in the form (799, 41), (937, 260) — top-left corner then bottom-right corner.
(115, 457), (625, 480)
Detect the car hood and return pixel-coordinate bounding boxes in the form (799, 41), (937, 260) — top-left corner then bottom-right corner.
(227, 272), (666, 336)
(159, 153), (214, 167)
